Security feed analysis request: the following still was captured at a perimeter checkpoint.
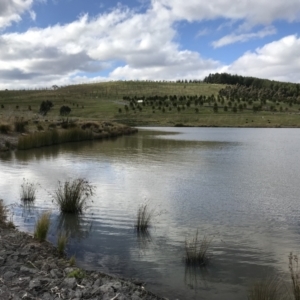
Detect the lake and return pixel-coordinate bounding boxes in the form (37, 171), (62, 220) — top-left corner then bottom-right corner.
(1, 127), (300, 300)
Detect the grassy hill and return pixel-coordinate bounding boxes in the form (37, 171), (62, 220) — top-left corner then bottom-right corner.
(1, 81), (300, 127)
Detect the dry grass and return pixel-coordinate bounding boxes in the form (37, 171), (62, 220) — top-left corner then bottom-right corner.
(185, 230), (212, 266)
(34, 212), (50, 242)
(53, 178), (95, 214)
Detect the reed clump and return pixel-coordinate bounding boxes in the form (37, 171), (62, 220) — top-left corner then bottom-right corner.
(53, 178), (95, 214)
(135, 204), (152, 232)
(57, 232), (68, 255)
(289, 252), (300, 300)
(0, 199), (7, 225)
(247, 277), (286, 300)
(185, 230), (212, 266)
(20, 179), (36, 201)
(34, 212), (50, 242)
(17, 128), (93, 150)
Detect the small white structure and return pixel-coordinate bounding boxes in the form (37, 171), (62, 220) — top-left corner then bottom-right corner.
(137, 100), (143, 104)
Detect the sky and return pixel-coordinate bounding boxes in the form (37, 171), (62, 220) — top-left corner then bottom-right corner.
(0, 0), (300, 89)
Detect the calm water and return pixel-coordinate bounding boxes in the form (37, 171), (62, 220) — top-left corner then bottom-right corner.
(1, 127), (300, 299)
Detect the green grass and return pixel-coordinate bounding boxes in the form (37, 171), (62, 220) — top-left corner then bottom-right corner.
(135, 204), (152, 232)
(67, 268), (85, 279)
(20, 179), (36, 201)
(185, 230), (212, 266)
(53, 178), (95, 214)
(34, 212), (50, 242)
(1, 81), (300, 127)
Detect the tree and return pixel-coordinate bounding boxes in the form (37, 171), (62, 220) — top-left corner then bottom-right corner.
(60, 105), (71, 116)
(40, 100), (53, 116)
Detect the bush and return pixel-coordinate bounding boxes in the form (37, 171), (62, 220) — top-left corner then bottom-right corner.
(14, 120), (27, 133)
(39, 100), (53, 116)
(0, 123), (10, 134)
(34, 212), (50, 242)
(60, 105), (71, 116)
(53, 178), (95, 214)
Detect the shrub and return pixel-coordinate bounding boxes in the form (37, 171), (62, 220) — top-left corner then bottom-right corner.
(34, 212), (50, 242)
(53, 178), (95, 214)
(14, 120), (27, 133)
(60, 105), (71, 116)
(39, 100), (53, 116)
(20, 179), (36, 201)
(135, 204), (152, 232)
(185, 230), (212, 266)
(0, 123), (10, 134)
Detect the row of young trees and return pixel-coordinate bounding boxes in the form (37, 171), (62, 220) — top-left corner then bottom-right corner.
(204, 73), (300, 100)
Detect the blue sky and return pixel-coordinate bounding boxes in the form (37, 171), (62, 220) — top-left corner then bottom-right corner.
(0, 0), (299, 89)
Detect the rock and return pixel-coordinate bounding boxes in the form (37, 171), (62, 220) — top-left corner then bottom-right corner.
(0, 225), (166, 300)
(3, 270), (16, 279)
(62, 277), (76, 289)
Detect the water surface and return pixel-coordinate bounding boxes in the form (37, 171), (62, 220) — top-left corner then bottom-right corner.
(1, 127), (300, 299)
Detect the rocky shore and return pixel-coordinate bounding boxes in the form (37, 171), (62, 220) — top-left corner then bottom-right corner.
(0, 224), (166, 300)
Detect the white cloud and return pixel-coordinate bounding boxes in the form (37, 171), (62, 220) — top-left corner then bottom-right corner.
(0, 0), (35, 29)
(157, 0), (300, 25)
(0, 3), (222, 89)
(225, 35), (300, 83)
(212, 26), (277, 48)
(0, 0), (300, 89)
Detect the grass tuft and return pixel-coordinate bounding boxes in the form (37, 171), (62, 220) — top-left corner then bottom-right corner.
(185, 230), (212, 266)
(289, 252), (300, 300)
(135, 204), (152, 232)
(0, 199), (7, 225)
(57, 232), (68, 255)
(53, 178), (95, 214)
(247, 277), (285, 300)
(20, 178), (36, 201)
(34, 212), (50, 242)
(67, 269), (85, 279)
(69, 255), (76, 266)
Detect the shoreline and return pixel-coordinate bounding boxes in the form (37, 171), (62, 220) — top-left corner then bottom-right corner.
(0, 222), (166, 300)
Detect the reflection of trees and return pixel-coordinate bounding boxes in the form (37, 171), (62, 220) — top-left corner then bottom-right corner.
(184, 265), (210, 291)
(56, 213), (92, 240)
